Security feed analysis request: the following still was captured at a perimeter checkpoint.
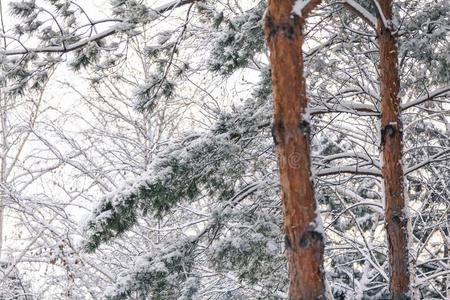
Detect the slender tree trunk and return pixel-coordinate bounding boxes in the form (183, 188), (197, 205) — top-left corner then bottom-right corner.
(264, 1), (325, 299)
(377, 1), (410, 298)
(0, 98), (6, 260)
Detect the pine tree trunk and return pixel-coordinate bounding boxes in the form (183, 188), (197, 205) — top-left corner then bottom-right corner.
(264, 1), (325, 299)
(377, 1), (410, 298)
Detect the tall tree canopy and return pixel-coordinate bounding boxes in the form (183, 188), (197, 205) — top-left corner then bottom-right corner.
(0, 0), (449, 299)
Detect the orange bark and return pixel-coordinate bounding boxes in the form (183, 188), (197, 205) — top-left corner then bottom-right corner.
(264, 1), (325, 299)
(377, 1), (410, 298)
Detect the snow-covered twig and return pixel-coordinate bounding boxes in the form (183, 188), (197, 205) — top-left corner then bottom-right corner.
(339, 0), (377, 28)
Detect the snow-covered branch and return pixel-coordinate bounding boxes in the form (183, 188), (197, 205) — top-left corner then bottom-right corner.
(339, 0), (377, 28)
(371, 0), (389, 29)
(2, 0), (198, 56)
(316, 166), (381, 177)
(291, 0), (322, 18)
(402, 86), (450, 110)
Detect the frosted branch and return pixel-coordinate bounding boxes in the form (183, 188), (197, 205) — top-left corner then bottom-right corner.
(340, 0), (377, 28)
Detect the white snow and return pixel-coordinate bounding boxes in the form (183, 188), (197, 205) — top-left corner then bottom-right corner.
(291, 0), (311, 17)
(342, 0), (377, 27)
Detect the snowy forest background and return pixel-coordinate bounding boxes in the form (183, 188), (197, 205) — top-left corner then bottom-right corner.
(0, 0), (449, 299)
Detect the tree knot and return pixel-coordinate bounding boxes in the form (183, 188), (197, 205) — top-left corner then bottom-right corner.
(264, 14), (300, 41)
(299, 226), (324, 249)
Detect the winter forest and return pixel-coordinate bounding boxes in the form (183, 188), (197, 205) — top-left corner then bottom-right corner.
(0, 0), (449, 299)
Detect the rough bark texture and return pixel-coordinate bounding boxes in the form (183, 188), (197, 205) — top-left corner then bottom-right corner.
(378, 1), (410, 298)
(264, 1), (325, 299)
